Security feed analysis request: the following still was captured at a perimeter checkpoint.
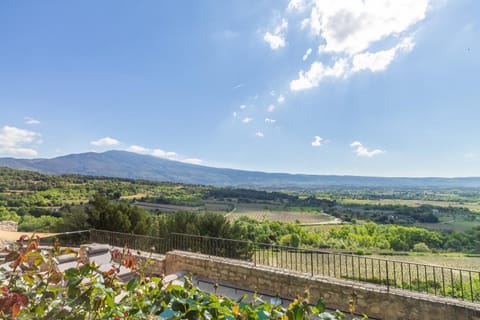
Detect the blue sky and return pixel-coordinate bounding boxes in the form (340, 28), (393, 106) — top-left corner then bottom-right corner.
(0, 0), (479, 177)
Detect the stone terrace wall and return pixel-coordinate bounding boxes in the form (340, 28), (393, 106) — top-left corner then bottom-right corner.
(0, 221), (17, 232)
(0, 220), (18, 250)
(166, 250), (480, 320)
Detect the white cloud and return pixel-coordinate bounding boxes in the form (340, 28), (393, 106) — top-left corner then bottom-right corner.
(91, 137), (120, 147)
(302, 48), (312, 61)
(350, 141), (385, 157)
(276, 18), (288, 34)
(304, 0), (428, 55)
(265, 118), (276, 124)
(277, 95), (285, 103)
(290, 35), (414, 90)
(233, 111), (238, 118)
(256, 132), (265, 138)
(240, 104), (247, 109)
(268, 104), (276, 112)
(311, 136), (324, 147)
(264, 32), (286, 50)
(24, 117), (40, 125)
(270, 90), (276, 96)
(264, 18), (288, 50)
(151, 149), (177, 159)
(301, 18), (310, 29)
(0, 126), (40, 156)
(128, 145), (148, 153)
(127, 145), (178, 161)
(290, 59), (348, 91)
(287, 0), (306, 12)
(284, 0), (428, 91)
(242, 117), (253, 123)
(182, 158), (203, 165)
(352, 37), (414, 72)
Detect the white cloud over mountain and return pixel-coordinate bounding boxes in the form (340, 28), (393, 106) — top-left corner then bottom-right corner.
(91, 137), (120, 146)
(127, 145), (201, 164)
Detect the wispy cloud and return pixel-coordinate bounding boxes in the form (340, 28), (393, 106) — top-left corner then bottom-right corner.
(290, 59), (348, 91)
(265, 118), (276, 124)
(352, 37), (414, 72)
(302, 48), (312, 61)
(91, 137), (120, 147)
(287, 0), (306, 12)
(311, 136), (324, 147)
(350, 141), (385, 157)
(233, 83), (245, 89)
(240, 104), (247, 109)
(256, 132), (264, 138)
(242, 117), (253, 123)
(264, 18), (288, 50)
(268, 104), (276, 112)
(0, 125), (40, 156)
(24, 117), (40, 125)
(277, 95), (285, 103)
(233, 111), (238, 118)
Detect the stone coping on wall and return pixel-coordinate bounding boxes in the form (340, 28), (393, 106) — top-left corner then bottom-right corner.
(165, 250), (480, 320)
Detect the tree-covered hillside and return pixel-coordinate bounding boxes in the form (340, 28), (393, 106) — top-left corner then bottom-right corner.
(2, 166), (480, 253)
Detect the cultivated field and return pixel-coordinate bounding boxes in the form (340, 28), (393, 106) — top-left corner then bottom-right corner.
(228, 202), (337, 224)
(340, 198), (480, 212)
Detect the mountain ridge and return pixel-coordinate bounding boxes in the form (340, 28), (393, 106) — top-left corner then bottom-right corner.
(1, 150), (479, 189)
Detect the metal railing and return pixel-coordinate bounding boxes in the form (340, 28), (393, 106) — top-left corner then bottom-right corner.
(40, 229), (480, 302)
(89, 229), (169, 254)
(169, 233), (480, 302)
(39, 230), (91, 248)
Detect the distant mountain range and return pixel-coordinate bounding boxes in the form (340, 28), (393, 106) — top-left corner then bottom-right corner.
(1, 150), (480, 189)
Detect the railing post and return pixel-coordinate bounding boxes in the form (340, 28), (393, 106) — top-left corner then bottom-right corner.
(253, 242), (256, 267)
(310, 251), (314, 277)
(386, 260), (389, 292)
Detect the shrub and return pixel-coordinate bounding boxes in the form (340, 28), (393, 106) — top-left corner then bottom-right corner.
(413, 242), (431, 253)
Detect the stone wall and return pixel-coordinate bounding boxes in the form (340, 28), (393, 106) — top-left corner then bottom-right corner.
(0, 220), (18, 250)
(0, 220), (17, 232)
(166, 250), (480, 320)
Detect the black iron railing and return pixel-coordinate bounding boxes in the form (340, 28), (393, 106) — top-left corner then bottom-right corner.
(40, 229), (480, 302)
(169, 233), (480, 302)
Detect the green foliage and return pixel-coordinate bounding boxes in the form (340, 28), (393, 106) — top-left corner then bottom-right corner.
(18, 214), (61, 232)
(86, 194), (152, 235)
(0, 207), (19, 222)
